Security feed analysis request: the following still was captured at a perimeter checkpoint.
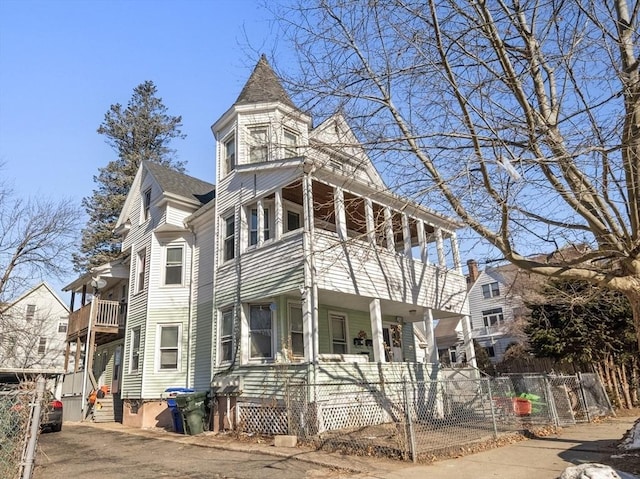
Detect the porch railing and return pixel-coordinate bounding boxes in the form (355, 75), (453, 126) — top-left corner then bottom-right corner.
(67, 299), (125, 338)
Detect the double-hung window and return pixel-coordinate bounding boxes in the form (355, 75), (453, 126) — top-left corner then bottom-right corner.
(220, 309), (234, 362)
(58, 321), (68, 333)
(165, 246), (183, 285)
(38, 337), (47, 354)
(283, 129), (298, 158)
(130, 327), (141, 373)
(249, 206), (271, 246)
(224, 215), (235, 261)
(25, 304), (36, 321)
(158, 324), (180, 370)
(249, 305), (273, 360)
(481, 282), (500, 299)
(142, 188), (152, 221)
(249, 127), (268, 163)
(224, 135), (235, 174)
(136, 248), (146, 293)
(288, 303), (304, 358)
(482, 308), (504, 327)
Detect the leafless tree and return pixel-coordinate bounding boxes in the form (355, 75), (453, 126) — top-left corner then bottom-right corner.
(272, 0), (640, 348)
(0, 167), (81, 301)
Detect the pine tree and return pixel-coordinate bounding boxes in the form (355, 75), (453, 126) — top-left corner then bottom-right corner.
(73, 81), (186, 272)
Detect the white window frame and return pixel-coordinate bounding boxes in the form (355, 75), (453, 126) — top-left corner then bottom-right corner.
(223, 133), (236, 175)
(482, 308), (504, 327)
(156, 323), (182, 371)
(136, 248), (146, 294)
(58, 321), (68, 333)
(248, 304), (274, 361)
(142, 188), (152, 222)
(129, 326), (141, 373)
(248, 125), (269, 163)
(328, 311), (349, 354)
(223, 214), (235, 261)
(481, 281), (500, 299)
(288, 302), (304, 359)
(247, 203), (272, 247)
(163, 244), (184, 286)
(219, 308), (234, 364)
(37, 337), (47, 354)
(283, 128), (299, 158)
(284, 201), (303, 233)
(25, 304), (36, 321)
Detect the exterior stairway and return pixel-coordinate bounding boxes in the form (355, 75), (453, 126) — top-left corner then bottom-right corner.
(92, 395), (115, 423)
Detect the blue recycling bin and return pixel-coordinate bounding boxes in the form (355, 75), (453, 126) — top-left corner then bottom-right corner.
(165, 387), (194, 433)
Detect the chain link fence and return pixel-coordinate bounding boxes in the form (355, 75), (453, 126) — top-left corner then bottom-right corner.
(236, 373), (612, 462)
(0, 378), (45, 479)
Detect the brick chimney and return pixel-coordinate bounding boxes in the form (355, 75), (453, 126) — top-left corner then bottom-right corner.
(467, 259), (479, 284)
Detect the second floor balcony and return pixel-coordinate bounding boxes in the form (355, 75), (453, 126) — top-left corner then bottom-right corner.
(67, 299), (126, 344)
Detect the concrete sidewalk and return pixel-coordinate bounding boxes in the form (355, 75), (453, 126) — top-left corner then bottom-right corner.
(85, 415), (639, 479)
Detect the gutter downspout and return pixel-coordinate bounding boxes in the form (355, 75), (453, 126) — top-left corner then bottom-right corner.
(185, 228), (196, 389)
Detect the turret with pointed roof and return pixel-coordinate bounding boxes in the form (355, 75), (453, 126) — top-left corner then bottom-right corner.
(234, 54), (297, 109)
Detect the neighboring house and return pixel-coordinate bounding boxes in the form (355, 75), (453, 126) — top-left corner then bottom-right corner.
(466, 259), (524, 363)
(62, 56), (474, 430)
(0, 282), (69, 371)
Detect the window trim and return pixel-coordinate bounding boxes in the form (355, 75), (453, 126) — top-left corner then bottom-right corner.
(247, 203), (272, 247)
(129, 326), (141, 373)
(248, 304), (274, 361)
(37, 337), (47, 354)
(481, 281), (501, 299)
(136, 248), (146, 294)
(58, 321), (68, 333)
(328, 311), (349, 354)
(283, 128), (299, 158)
(482, 308), (504, 328)
(142, 188), (152, 222)
(248, 125), (269, 163)
(287, 302), (305, 359)
(163, 244), (185, 286)
(223, 214), (235, 261)
(219, 308), (234, 364)
(25, 304), (36, 321)
(223, 133), (236, 175)
(284, 201), (303, 234)
(156, 323), (182, 372)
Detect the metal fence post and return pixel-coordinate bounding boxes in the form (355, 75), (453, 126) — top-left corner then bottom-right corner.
(21, 376), (45, 479)
(544, 375), (559, 428)
(486, 378), (498, 439)
(403, 380), (417, 463)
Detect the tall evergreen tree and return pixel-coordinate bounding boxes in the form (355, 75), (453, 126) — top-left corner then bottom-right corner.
(73, 81), (186, 272)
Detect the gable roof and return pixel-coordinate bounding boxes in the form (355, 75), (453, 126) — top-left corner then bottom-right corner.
(144, 161), (215, 205)
(0, 282), (69, 315)
(234, 54), (297, 109)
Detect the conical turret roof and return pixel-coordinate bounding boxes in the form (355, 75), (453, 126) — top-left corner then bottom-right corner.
(234, 54), (297, 109)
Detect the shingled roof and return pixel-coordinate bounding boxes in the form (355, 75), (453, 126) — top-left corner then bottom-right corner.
(144, 161), (215, 205)
(234, 54), (297, 109)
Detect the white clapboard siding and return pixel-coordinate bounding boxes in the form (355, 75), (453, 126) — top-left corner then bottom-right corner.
(314, 231), (468, 314)
(215, 234), (305, 306)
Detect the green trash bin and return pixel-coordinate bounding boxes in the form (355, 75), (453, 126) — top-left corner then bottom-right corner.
(174, 391), (208, 435)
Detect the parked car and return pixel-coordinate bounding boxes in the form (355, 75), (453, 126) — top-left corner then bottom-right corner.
(41, 398), (63, 432)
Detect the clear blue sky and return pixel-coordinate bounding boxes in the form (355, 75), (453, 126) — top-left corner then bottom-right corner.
(0, 0), (278, 197)
(0, 0), (283, 295)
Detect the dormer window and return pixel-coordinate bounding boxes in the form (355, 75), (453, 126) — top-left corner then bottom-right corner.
(224, 135), (236, 175)
(142, 188), (151, 221)
(249, 126), (269, 163)
(283, 129), (299, 158)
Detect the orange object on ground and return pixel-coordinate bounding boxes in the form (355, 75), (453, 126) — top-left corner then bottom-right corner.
(512, 397), (532, 416)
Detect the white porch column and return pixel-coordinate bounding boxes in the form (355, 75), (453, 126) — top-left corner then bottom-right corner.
(334, 186), (347, 240)
(240, 305), (249, 364)
(365, 198), (376, 245)
(257, 198), (264, 246)
(275, 189), (283, 240)
(450, 232), (462, 274)
(369, 298), (385, 362)
(384, 208), (395, 252)
(417, 219), (428, 264)
(423, 308), (439, 364)
(460, 314), (477, 369)
(402, 214), (412, 257)
(302, 173), (319, 364)
(435, 228), (446, 269)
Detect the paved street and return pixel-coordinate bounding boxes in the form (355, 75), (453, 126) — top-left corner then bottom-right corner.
(34, 425), (344, 479)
